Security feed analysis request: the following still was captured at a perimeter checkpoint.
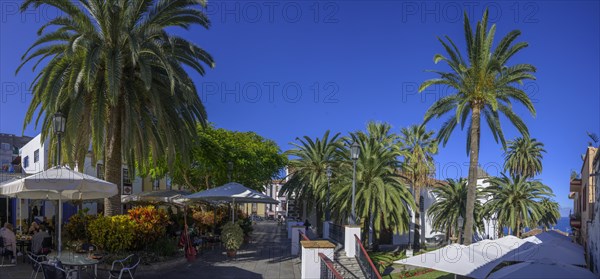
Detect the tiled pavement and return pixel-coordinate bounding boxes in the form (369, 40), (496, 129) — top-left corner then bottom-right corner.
(0, 222), (301, 279)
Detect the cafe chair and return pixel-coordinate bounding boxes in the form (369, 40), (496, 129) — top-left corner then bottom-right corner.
(0, 237), (16, 267)
(27, 252), (48, 279)
(40, 262), (75, 279)
(108, 254), (140, 279)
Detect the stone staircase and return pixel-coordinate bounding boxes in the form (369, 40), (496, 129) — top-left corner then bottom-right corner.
(332, 250), (365, 279)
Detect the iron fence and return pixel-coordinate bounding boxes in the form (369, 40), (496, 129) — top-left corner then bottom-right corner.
(354, 235), (382, 279)
(318, 253), (344, 279)
(329, 223), (344, 244)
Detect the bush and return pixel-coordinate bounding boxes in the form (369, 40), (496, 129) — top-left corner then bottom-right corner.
(236, 217), (253, 237)
(88, 216), (136, 253)
(127, 206), (170, 249)
(64, 208), (96, 242)
(221, 222), (244, 251)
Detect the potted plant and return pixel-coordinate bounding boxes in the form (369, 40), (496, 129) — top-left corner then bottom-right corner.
(221, 222), (243, 257)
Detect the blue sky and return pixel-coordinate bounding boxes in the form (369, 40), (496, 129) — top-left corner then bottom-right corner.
(0, 1), (598, 212)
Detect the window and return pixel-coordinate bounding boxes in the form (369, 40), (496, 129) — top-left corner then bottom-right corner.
(1, 143), (10, 151)
(96, 164), (104, 180)
(23, 156), (29, 168)
(34, 149), (39, 163)
(152, 179), (160, 191)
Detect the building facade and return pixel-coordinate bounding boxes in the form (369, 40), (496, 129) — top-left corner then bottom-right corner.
(0, 133), (33, 172)
(586, 150), (599, 275)
(569, 146), (597, 268)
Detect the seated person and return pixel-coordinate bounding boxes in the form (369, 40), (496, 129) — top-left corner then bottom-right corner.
(0, 223), (17, 264)
(32, 225), (51, 255)
(28, 219), (41, 234)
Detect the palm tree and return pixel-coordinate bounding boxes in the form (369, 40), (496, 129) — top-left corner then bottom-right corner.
(399, 124), (438, 248)
(428, 178), (484, 243)
(504, 137), (546, 178)
(482, 174), (553, 237)
(18, 0), (215, 215)
(537, 197), (561, 231)
(419, 9), (537, 244)
(281, 131), (343, 233)
(331, 122), (415, 248)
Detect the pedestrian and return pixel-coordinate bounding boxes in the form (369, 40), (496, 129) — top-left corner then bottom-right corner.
(303, 219), (311, 231)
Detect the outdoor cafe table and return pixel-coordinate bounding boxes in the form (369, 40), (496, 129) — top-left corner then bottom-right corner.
(16, 237), (32, 263)
(47, 252), (100, 279)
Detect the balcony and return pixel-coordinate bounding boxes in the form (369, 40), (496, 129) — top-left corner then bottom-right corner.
(570, 213), (581, 228)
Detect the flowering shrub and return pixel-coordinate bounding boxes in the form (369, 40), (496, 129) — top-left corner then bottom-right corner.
(88, 216), (136, 253)
(128, 206), (170, 249)
(64, 208), (96, 241)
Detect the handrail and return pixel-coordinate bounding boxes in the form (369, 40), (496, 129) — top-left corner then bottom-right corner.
(354, 234), (382, 279)
(300, 231), (310, 241)
(318, 253), (344, 279)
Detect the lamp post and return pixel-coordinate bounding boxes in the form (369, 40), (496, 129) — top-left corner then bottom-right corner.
(458, 216), (464, 244)
(350, 141), (360, 225)
(228, 161), (233, 182)
(326, 166), (332, 221)
(53, 112), (66, 166)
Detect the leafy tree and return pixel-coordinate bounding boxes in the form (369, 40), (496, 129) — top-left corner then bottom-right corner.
(332, 122), (415, 248)
(176, 125), (288, 191)
(503, 137), (546, 178)
(398, 124), (438, 247)
(428, 178), (484, 243)
(419, 9), (537, 244)
(482, 174), (553, 237)
(536, 197), (560, 231)
(18, 0), (215, 215)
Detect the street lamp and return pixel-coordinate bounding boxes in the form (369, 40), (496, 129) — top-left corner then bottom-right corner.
(53, 112), (66, 166)
(457, 216), (464, 244)
(326, 166), (332, 221)
(350, 141), (360, 225)
(227, 161), (233, 182)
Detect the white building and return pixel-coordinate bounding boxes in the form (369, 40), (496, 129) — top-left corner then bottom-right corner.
(17, 133), (143, 223)
(393, 175), (498, 247)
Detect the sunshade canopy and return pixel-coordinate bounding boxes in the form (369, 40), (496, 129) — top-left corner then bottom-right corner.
(488, 258), (596, 278)
(0, 166), (118, 200)
(183, 182), (278, 204)
(395, 232), (586, 278)
(121, 189), (190, 204)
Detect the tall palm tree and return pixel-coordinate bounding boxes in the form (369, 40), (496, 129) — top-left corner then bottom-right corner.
(537, 197), (561, 231)
(419, 9), (537, 244)
(331, 122), (415, 248)
(504, 137), (546, 178)
(428, 178), (484, 243)
(482, 174), (553, 237)
(399, 124), (438, 248)
(281, 131), (343, 233)
(18, 0), (215, 215)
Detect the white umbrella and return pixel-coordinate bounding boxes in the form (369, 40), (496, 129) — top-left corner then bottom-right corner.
(0, 166), (118, 254)
(121, 189), (190, 205)
(183, 182), (278, 222)
(488, 258), (596, 278)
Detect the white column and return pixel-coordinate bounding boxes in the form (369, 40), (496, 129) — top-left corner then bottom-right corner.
(288, 221), (303, 239)
(344, 225), (361, 257)
(291, 226), (306, 256)
(323, 221), (331, 240)
(301, 240), (335, 279)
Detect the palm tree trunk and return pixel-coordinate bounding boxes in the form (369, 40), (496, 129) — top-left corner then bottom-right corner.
(104, 104), (122, 216)
(413, 187), (421, 249)
(464, 106), (482, 245)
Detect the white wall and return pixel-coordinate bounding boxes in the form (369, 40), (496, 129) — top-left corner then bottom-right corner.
(587, 158), (600, 275)
(393, 178), (497, 245)
(19, 134), (50, 174)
